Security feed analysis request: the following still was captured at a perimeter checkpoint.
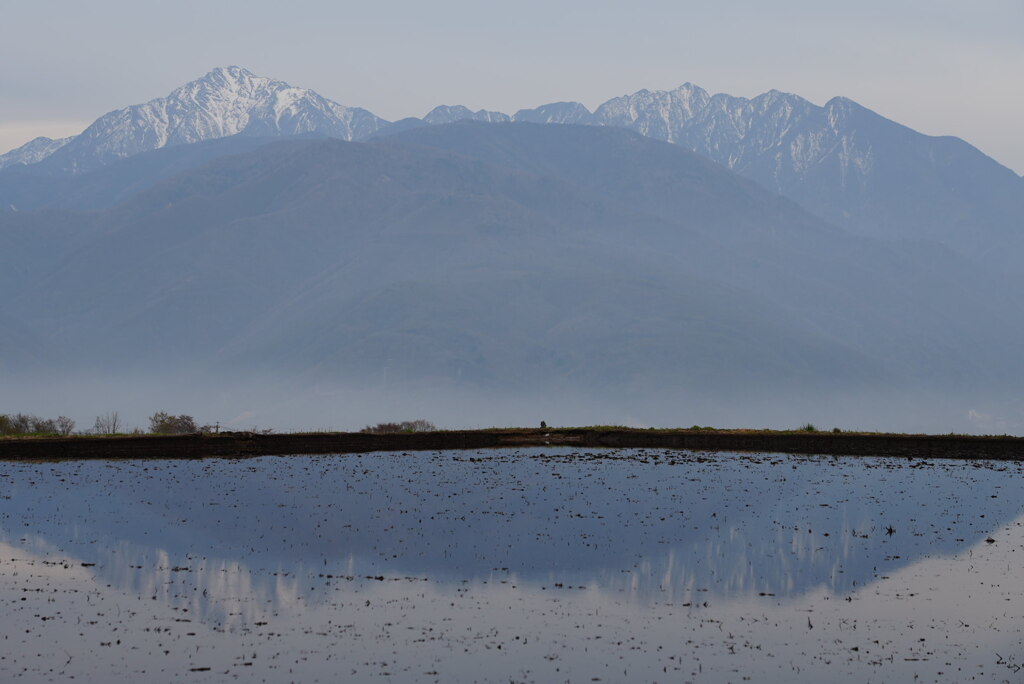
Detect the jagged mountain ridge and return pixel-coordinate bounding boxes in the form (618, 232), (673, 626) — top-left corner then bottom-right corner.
(3, 67), (1021, 265)
(423, 105), (510, 124)
(9, 67), (1017, 188)
(586, 85), (1024, 258)
(413, 87), (1024, 265)
(513, 101), (594, 125)
(0, 136), (73, 170)
(0, 66), (386, 174)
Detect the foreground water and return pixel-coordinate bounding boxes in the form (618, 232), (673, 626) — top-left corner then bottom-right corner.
(1, 448), (1022, 683)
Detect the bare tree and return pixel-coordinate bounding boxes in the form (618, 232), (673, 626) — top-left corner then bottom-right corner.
(31, 417), (57, 434)
(1, 413), (75, 436)
(93, 412), (122, 435)
(55, 416), (75, 436)
(10, 413), (32, 433)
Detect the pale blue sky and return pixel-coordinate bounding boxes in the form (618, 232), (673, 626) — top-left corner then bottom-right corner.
(2, 0), (1022, 172)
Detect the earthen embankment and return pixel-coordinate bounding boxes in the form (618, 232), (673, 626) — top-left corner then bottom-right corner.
(1, 428), (1023, 461)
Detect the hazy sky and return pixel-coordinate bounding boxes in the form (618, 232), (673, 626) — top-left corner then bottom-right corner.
(2, 0), (1022, 173)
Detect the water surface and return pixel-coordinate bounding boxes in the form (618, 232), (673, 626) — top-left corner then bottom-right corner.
(2, 448), (1022, 682)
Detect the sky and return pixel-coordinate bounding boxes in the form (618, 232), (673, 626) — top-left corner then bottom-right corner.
(1, 0), (1022, 173)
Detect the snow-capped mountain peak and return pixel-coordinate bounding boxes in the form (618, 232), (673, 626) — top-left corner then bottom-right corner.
(0, 136), (75, 171)
(15, 66), (388, 174)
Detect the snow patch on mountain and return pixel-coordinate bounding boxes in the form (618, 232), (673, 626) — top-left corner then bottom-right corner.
(0, 136), (74, 170)
(512, 102), (594, 125)
(25, 66), (389, 174)
(589, 82), (883, 193)
(423, 105), (511, 124)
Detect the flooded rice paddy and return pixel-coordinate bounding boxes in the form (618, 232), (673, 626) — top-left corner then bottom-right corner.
(1, 448), (1023, 683)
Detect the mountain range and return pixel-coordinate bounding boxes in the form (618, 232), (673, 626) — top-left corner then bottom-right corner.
(1, 67), (1022, 430)
(3, 66), (1021, 270)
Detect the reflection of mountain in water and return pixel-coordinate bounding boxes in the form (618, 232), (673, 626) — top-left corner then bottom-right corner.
(2, 450), (1021, 621)
(7, 534), (294, 630)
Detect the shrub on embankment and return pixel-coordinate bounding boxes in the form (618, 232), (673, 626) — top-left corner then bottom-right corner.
(360, 420), (436, 434)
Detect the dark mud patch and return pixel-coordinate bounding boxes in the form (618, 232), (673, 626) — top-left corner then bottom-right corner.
(2, 427), (1024, 461)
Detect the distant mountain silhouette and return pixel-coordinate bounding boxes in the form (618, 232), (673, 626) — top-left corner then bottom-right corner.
(0, 135), (289, 211)
(3, 123), (1022, 407)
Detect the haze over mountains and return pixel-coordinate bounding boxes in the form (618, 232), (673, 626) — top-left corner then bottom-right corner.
(1, 67), (1022, 431)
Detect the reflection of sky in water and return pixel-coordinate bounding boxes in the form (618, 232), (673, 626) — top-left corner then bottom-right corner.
(1, 449), (1023, 682)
